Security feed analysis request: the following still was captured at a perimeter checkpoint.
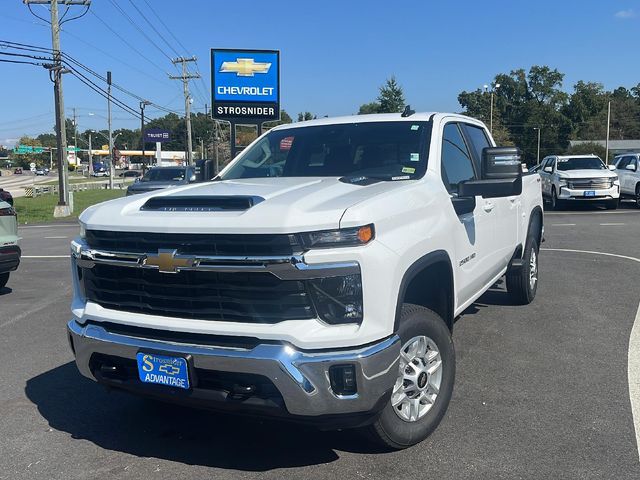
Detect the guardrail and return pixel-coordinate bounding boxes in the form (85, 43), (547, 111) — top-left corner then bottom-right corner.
(24, 181), (126, 198)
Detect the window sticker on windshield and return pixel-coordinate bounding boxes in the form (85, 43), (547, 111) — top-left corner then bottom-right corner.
(280, 136), (294, 151)
(558, 159), (569, 162)
(392, 175), (411, 180)
(410, 153), (420, 162)
(411, 125), (420, 131)
(402, 167), (416, 174)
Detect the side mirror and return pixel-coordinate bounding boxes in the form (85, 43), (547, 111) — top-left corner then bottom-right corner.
(626, 164), (637, 172)
(544, 166), (553, 173)
(481, 147), (522, 179)
(134, 177), (140, 183)
(608, 164), (616, 171)
(455, 146), (523, 199)
(189, 174), (197, 182)
(458, 176), (523, 199)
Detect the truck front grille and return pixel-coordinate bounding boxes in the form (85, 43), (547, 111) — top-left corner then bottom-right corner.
(567, 178), (612, 189)
(80, 263), (316, 323)
(85, 230), (303, 256)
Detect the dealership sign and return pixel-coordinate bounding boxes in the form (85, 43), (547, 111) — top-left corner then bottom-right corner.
(211, 49), (280, 121)
(144, 129), (171, 143)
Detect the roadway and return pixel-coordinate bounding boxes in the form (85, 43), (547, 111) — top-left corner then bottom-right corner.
(0, 171), (55, 198)
(1, 204), (640, 479)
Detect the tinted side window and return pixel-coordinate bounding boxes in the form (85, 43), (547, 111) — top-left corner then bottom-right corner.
(441, 123), (476, 193)
(462, 124), (491, 171)
(616, 157), (630, 169)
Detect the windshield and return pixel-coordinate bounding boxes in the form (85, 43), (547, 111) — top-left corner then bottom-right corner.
(220, 121), (431, 181)
(556, 157), (605, 171)
(141, 168), (186, 182)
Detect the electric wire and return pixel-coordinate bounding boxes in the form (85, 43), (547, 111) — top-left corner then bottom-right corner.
(125, 0), (181, 58)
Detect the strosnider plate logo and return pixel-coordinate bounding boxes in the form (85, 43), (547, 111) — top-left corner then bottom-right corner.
(211, 49), (280, 121)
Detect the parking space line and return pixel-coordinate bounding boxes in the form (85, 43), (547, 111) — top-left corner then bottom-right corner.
(551, 223), (576, 226)
(545, 210), (640, 215)
(543, 247), (640, 460)
(600, 223), (626, 226)
(18, 224), (77, 229)
(22, 255), (68, 259)
(629, 302), (640, 462)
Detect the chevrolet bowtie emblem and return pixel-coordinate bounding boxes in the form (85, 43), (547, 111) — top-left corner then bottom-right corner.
(143, 249), (195, 274)
(219, 58), (271, 77)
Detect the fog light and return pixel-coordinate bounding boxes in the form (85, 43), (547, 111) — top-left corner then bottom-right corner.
(329, 364), (357, 396)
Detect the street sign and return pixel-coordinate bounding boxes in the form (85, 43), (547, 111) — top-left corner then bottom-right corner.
(144, 129), (171, 143)
(101, 145), (109, 150)
(67, 145), (77, 166)
(29, 162), (36, 168)
(13, 145), (45, 154)
(66, 146), (80, 152)
(211, 49), (280, 121)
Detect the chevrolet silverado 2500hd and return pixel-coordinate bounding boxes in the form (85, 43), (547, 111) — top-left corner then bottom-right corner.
(68, 112), (543, 449)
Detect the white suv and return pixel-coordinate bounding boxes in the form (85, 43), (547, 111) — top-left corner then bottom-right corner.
(538, 154), (620, 210)
(614, 154), (640, 207)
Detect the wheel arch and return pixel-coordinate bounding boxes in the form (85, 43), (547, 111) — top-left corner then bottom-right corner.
(526, 206), (544, 248)
(394, 250), (454, 332)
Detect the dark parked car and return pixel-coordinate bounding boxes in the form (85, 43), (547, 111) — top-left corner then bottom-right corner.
(0, 189), (13, 206)
(119, 170), (142, 178)
(126, 166), (197, 196)
(13, 168), (22, 175)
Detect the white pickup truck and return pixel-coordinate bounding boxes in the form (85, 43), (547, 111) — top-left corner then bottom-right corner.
(68, 112), (543, 449)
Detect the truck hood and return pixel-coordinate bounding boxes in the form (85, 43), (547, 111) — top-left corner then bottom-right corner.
(557, 169), (617, 179)
(81, 177), (410, 234)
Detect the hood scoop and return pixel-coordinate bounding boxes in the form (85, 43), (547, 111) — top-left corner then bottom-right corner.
(140, 195), (264, 212)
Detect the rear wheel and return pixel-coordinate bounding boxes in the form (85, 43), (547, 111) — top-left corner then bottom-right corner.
(636, 184), (640, 209)
(506, 237), (539, 305)
(364, 304), (455, 450)
(0, 273), (9, 289)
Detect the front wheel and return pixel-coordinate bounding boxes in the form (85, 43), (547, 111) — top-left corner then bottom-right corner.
(0, 272), (9, 289)
(550, 187), (561, 210)
(364, 304), (455, 450)
(506, 237), (539, 304)
(636, 185), (640, 209)
(605, 199), (619, 210)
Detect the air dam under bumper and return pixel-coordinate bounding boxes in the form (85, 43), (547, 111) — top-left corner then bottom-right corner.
(68, 320), (400, 421)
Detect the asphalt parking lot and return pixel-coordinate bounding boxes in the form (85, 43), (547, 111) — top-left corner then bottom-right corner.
(1, 203), (640, 479)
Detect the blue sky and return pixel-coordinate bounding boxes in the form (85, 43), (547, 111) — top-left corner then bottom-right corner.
(1, 0), (639, 146)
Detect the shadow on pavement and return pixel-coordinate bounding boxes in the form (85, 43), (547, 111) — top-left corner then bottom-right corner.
(25, 362), (387, 471)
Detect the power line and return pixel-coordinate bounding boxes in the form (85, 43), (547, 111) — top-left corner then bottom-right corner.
(125, 0), (181, 58)
(139, 0), (190, 54)
(106, 0), (174, 63)
(88, 9), (169, 77)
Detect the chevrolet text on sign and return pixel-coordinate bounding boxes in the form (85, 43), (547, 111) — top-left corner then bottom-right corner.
(211, 49), (280, 121)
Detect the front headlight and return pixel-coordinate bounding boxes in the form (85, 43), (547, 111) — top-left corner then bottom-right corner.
(300, 225), (374, 249)
(558, 178), (568, 187)
(78, 221), (86, 240)
(307, 274), (363, 324)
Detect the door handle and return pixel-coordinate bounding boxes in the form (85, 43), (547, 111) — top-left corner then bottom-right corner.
(483, 201), (495, 212)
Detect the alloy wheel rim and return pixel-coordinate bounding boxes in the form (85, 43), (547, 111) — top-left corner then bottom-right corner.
(391, 335), (443, 422)
(529, 248), (538, 290)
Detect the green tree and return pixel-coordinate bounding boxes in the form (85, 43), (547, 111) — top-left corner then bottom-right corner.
(297, 112), (316, 121)
(566, 141), (607, 159)
(358, 76), (406, 114)
(377, 76), (406, 113)
(358, 102), (381, 115)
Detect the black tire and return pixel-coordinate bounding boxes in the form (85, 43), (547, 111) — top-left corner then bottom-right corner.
(636, 184), (640, 209)
(605, 199), (619, 210)
(506, 237), (539, 305)
(550, 187), (561, 210)
(0, 272), (9, 289)
(364, 304), (455, 450)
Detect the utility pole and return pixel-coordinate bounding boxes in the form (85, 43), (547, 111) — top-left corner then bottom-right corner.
(605, 100), (611, 165)
(169, 56), (200, 165)
(107, 70), (114, 189)
(139, 100), (151, 171)
(88, 131), (93, 175)
(25, 0), (90, 216)
(534, 127), (541, 165)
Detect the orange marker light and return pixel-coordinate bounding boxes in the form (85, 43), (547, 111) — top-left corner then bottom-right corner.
(357, 225), (374, 244)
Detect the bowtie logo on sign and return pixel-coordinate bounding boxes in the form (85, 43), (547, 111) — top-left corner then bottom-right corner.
(220, 58), (271, 77)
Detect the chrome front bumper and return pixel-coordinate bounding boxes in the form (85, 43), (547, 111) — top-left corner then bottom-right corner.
(68, 320), (400, 418)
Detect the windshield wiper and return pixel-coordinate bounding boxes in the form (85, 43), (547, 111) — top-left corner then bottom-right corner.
(339, 173), (413, 185)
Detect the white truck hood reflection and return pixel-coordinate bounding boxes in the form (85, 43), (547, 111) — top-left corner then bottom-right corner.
(80, 176), (411, 234)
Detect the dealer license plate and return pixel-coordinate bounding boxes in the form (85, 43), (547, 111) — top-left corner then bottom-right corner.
(584, 190), (596, 197)
(136, 353), (190, 389)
